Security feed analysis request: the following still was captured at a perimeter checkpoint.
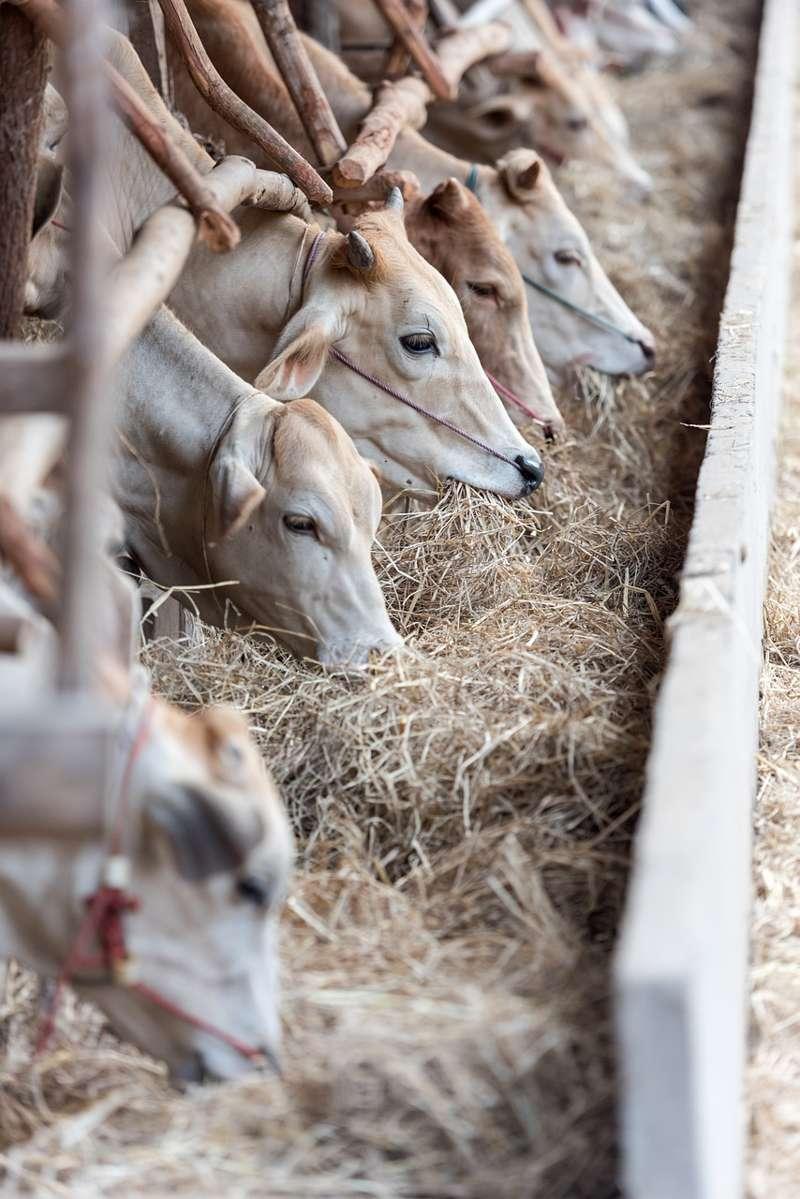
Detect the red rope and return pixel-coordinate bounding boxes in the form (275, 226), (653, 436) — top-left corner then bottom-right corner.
(484, 370), (555, 440)
(34, 697), (264, 1068)
(329, 347), (524, 471)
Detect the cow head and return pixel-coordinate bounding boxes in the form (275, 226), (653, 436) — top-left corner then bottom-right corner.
(0, 688), (293, 1083)
(478, 151), (655, 382)
(404, 178), (564, 434)
(201, 394), (401, 667)
(256, 197), (544, 500)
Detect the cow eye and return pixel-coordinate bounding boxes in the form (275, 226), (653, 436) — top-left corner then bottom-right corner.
(236, 876), (272, 908)
(466, 281), (499, 301)
(554, 249), (583, 267)
(400, 332), (438, 355)
(567, 116), (588, 132)
(283, 514), (317, 535)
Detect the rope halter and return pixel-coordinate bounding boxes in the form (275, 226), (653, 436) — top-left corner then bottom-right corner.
(300, 231), (544, 491)
(35, 679), (270, 1071)
(463, 165), (641, 345)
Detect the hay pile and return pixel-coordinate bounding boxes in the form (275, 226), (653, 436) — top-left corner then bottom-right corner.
(0, 3), (761, 1195)
(747, 74), (800, 1199)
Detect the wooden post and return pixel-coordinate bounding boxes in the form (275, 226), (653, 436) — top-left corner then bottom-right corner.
(250, 0), (347, 168)
(384, 0), (427, 81)
(333, 77), (429, 188)
(371, 0), (454, 100)
(157, 0), (332, 204)
(0, 5), (48, 338)
(56, 0), (113, 691)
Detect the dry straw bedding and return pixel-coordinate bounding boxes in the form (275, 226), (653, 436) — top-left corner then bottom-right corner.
(0, 3), (762, 1195)
(747, 68), (800, 1199)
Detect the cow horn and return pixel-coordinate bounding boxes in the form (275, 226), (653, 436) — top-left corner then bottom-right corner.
(346, 230), (375, 271)
(385, 186), (404, 213)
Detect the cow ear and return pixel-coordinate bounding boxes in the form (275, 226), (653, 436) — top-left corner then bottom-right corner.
(424, 177), (470, 223)
(207, 456), (266, 544)
(498, 150), (543, 202)
(146, 784), (265, 881)
(32, 157), (64, 238)
(255, 324), (330, 400)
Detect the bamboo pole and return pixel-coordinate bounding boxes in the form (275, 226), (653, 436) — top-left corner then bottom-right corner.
(250, 0), (347, 168)
(157, 0), (331, 203)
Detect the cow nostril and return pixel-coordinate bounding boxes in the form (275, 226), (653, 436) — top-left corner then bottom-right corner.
(514, 454), (544, 493)
(639, 339), (656, 364)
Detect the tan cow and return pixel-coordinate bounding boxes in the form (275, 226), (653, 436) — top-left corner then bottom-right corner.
(172, 2), (655, 384)
(28, 33), (544, 502)
(389, 177), (564, 432)
(0, 645), (294, 1081)
(115, 305), (402, 666)
(0, 440), (293, 1082)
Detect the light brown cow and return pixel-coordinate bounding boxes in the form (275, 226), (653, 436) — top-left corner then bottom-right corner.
(115, 304), (402, 666)
(0, 437), (293, 1082)
(391, 177), (564, 432)
(173, 1), (655, 384)
(28, 33), (544, 501)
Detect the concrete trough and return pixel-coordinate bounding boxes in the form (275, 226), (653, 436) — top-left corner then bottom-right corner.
(614, 2), (797, 1197)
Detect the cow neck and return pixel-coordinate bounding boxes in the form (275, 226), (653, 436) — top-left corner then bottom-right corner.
(117, 308), (266, 575)
(390, 128), (494, 198)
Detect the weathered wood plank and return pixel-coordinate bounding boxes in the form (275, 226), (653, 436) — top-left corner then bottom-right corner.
(614, 3), (797, 1198)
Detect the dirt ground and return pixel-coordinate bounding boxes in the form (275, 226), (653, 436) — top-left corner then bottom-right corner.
(747, 54), (800, 1199)
(0, 3), (766, 1196)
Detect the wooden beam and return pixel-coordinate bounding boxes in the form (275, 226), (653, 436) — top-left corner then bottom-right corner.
(156, 0), (332, 204)
(0, 5), (48, 338)
(333, 77), (429, 188)
(434, 20), (510, 89)
(250, 0), (347, 168)
(371, 0), (453, 100)
(384, 0), (427, 80)
(0, 344), (70, 413)
(615, 2), (797, 1196)
(55, 0), (114, 691)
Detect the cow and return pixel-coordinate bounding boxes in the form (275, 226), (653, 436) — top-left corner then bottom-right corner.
(0, 434), (293, 1082)
(330, 0), (650, 193)
(376, 176), (565, 432)
(28, 33), (545, 502)
(171, 2), (655, 384)
(115, 304), (402, 666)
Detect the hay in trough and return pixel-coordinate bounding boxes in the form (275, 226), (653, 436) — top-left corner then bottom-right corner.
(0, 2), (762, 1194)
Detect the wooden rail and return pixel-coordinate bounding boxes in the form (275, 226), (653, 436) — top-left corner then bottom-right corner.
(614, 2), (797, 1196)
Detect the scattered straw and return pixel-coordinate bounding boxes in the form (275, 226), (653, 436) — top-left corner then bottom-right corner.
(1, 3), (763, 1194)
